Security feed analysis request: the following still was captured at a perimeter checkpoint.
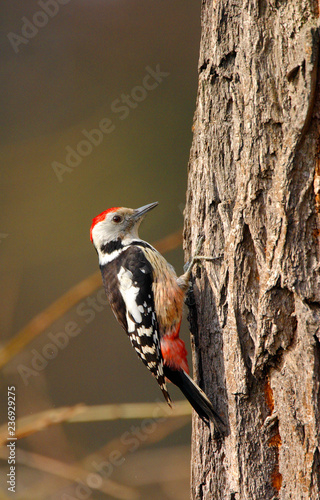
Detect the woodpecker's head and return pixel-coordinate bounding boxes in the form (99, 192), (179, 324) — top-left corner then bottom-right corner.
(90, 202), (158, 257)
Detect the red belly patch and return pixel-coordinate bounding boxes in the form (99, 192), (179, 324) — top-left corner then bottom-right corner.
(160, 323), (189, 374)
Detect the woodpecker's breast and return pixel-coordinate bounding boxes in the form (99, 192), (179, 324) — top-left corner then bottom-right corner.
(140, 246), (185, 336)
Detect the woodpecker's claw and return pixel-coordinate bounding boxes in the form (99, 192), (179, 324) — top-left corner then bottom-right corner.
(185, 236), (218, 274)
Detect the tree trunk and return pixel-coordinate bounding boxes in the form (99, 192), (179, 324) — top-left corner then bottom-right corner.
(184, 1), (320, 499)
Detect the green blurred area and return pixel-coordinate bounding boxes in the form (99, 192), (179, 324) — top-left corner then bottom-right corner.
(0, 1), (200, 498)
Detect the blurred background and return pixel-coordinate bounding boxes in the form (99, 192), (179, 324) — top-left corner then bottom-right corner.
(0, 1), (200, 498)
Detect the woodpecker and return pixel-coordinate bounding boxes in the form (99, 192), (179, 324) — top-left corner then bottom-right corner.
(90, 202), (225, 432)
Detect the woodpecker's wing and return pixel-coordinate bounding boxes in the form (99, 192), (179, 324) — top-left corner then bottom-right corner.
(101, 245), (171, 405)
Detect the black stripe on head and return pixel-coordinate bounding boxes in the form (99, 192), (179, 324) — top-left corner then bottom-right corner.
(101, 238), (123, 254)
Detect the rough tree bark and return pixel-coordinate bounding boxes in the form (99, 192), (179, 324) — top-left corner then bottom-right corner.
(184, 1), (320, 499)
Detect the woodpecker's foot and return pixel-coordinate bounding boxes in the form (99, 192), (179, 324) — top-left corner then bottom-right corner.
(178, 237), (217, 290)
(183, 236), (217, 275)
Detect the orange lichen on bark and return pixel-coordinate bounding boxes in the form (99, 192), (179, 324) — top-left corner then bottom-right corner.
(264, 376), (274, 414)
(268, 433), (283, 491)
(271, 466), (283, 492)
(265, 377), (283, 492)
(268, 432), (282, 448)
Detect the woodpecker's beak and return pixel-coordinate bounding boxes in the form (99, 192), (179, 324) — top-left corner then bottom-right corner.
(133, 202), (158, 220)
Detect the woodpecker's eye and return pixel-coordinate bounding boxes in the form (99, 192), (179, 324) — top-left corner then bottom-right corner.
(112, 215), (122, 223)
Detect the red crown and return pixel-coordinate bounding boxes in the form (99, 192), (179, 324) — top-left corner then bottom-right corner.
(90, 207), (120, 242)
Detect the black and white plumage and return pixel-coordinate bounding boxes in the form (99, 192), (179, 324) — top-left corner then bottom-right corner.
(99, 242), (171, 404)
(90, 202), (226, 433)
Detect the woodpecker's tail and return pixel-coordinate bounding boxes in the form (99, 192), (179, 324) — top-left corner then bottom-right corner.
(164, 366), (226, 434)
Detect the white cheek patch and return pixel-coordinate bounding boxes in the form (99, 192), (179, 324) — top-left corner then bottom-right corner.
(118, 267), (143, 325)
